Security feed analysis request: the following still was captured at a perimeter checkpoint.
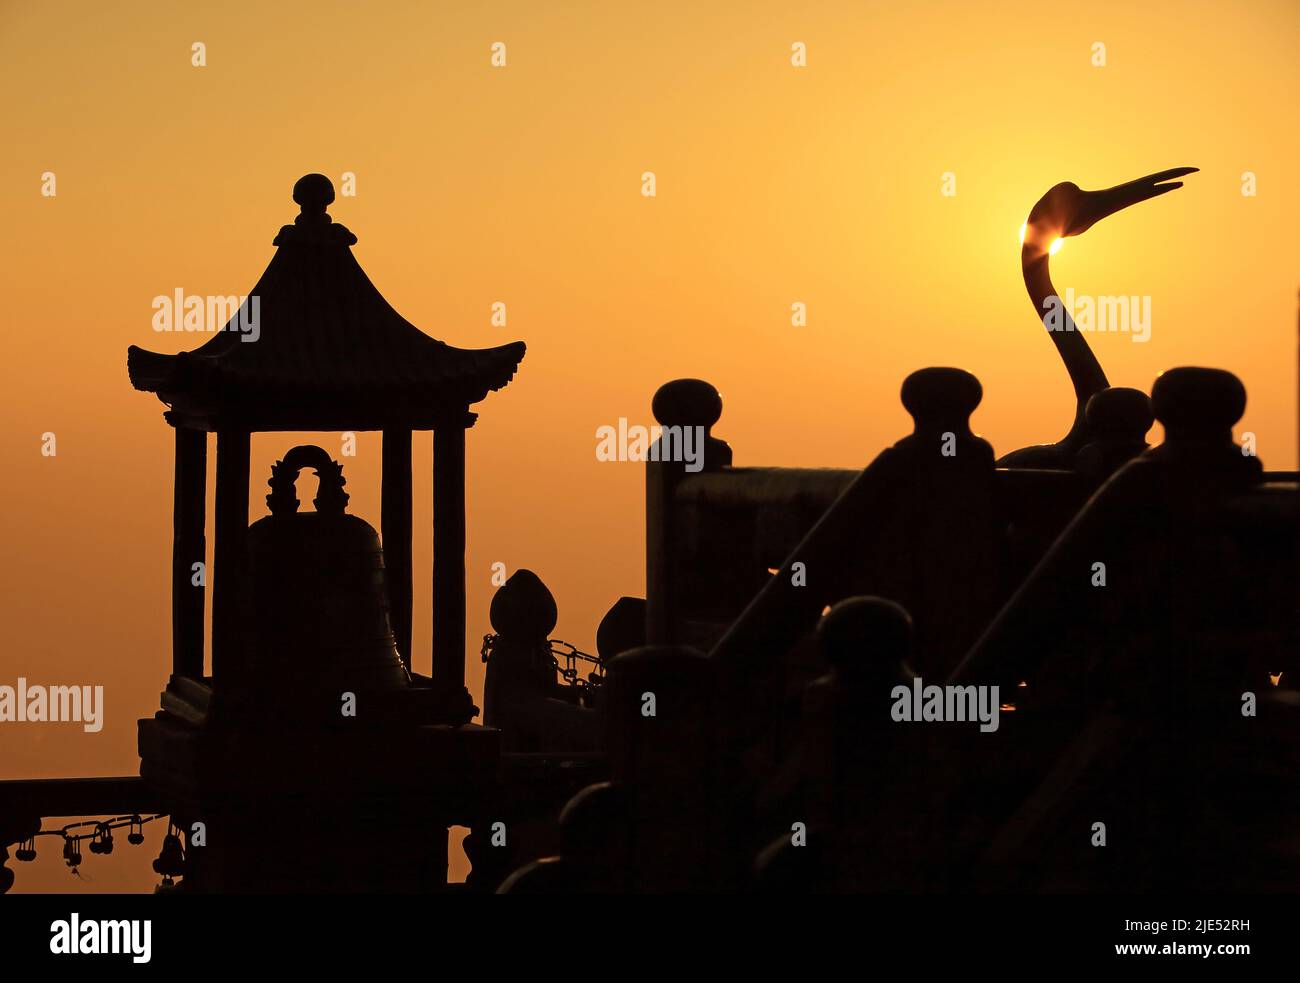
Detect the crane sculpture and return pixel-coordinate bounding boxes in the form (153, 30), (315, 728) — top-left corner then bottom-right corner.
(999, 167), (1198, 467)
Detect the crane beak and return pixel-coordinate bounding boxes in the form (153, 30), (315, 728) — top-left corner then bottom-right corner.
(1066, 167), (1198, 236)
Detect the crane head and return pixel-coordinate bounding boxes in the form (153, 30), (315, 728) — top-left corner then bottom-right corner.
(1022, 167), (1198, 255)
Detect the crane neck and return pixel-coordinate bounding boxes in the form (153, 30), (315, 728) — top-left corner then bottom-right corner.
(1021, 246), (1110, 449)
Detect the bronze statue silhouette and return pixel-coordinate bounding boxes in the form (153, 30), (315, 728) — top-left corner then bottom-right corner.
(1000, 167), (1197, 467)
(482, 570), (600, 751)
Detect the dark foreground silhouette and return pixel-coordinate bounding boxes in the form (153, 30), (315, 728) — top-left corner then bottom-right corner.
(1, 172), (1296, 894)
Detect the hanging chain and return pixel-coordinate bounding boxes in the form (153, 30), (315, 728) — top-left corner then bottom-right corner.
(12, 813), (170, 881)
(481, 633), (605, 692)
(548, 638), (605, 689)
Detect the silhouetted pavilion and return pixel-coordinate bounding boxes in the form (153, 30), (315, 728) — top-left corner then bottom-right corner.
(127, 173), (525, 698)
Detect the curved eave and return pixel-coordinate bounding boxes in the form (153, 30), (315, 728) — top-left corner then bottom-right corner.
(128, 339), (526, 414)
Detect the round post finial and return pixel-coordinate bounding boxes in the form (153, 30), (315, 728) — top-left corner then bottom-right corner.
(900, 367), (982, 434)
(1151, 367), (1246, 440)
(1085, 386), (1154, 440)
(817, 596), (914, 686)
(1075, 386), (1154, 479)
(650, 378), (732, 470)
(652, 378), (723, 429)
(896, 367), (992, 462)
(1148, 367), (1260, 474)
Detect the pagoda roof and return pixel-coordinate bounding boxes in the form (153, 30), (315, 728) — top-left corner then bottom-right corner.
(127, 174), (525, 431)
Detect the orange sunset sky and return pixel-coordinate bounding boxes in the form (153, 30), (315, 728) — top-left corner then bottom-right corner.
(1, 0), (1297, 891)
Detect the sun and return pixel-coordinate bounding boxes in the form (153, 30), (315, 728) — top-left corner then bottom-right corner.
(1019, 224), (1065, 256)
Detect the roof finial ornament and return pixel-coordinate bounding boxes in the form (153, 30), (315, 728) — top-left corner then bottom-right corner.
(293, 173), (335, 216)
(274, 173), (356, 246)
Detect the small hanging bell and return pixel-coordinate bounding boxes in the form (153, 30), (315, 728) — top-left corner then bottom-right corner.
(89, 824), (114, 855)
(152, 828), (186, 879)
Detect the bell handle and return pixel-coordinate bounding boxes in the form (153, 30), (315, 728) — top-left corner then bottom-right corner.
(266, 444), (350, 515)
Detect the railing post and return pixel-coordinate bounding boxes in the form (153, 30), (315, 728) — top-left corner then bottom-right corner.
(604, 644), (714, 890)
(432, 424), (467, 692)
(172, 427), (207, 679)
(645, 379), (731, 645)
(381, 428), (413, 669)
(212, 429), (250, 688)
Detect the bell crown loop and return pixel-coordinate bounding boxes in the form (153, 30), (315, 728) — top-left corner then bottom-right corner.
(266, 444), (349, 516)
